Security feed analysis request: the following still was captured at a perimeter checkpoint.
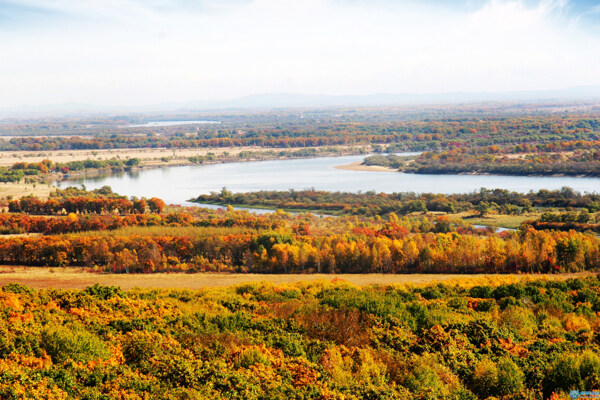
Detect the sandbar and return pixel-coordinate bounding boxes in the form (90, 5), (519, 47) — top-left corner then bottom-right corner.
(334, 161), (395, 172)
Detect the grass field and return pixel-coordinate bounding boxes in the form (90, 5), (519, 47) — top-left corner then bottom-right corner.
(457, 211), (539, 229)
(0, 144), (373, 168)
(0, 146), (274, 167)
(0, 182), (55, 201)
(0, 267), (593, 290)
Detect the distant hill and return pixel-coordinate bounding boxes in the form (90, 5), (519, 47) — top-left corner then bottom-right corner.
(206, 86), (600, 108)
(2, 86), (600, 118)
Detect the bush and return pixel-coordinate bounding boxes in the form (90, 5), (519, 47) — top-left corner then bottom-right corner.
(499, 307), (537, 339)
(121, 330), (173, 371)
(492, 284), (524, 300)
(544, 354), (582, 397)
(2, 283), (34, 294)
(471, 358), (498, 398)
(41, 325), (108, 364)
(84, 284), (124, 300)
(474, 299), (496, 312)
(580, 351), (600, 388)
(496, 357), (525, 396)
(469, 286), (493, 299)
(404, 354), (463, 400)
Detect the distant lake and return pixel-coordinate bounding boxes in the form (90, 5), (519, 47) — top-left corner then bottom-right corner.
(59, 154), (600, 205)
(127, 120), (221, 128)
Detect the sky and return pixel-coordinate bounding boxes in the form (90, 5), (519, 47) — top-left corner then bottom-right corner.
(0, 0), (600, 108)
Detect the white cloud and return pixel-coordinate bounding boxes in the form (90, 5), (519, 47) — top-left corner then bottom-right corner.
(0, 0), (599, 107)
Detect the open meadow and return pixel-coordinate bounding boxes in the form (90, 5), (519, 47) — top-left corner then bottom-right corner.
(0, 267), (592, 290)
(0, 144), (371, 168)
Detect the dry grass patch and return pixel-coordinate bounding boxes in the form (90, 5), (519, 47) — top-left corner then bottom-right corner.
(0, 267), (593, 290)
(0, 182), (55, 201)
(457, 212), (540, 229)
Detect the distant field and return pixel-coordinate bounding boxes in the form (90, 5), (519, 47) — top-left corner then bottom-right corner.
(0, 146), (254, 167)
(457, 211), (539, 229)
(0, 144), (371, 167)
(0, 182), (55, 200)
(0, 267), (593, 290)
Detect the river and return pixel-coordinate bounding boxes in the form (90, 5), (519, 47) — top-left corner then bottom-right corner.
(126, 120), (220, 128)
(57, 154), (600, 206)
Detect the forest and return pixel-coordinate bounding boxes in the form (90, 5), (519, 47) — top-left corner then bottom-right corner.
(2, 113), (600, 153)
(1, 276), (599, 399)
(193, 187), (600, 217)
(0, 188), (599, 275)
(363, 139), (600, 177)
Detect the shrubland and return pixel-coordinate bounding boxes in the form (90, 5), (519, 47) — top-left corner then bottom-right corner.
(1, 276), (599, 399)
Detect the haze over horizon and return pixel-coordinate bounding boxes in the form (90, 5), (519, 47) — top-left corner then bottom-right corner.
(2, 0), (600, 109)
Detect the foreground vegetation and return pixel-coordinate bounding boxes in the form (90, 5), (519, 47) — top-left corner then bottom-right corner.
(1, 277), (599, 399)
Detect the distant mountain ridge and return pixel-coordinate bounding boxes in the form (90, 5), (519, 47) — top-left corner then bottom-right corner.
(211, 86), (600, 108)
(2, 86), (600, 118)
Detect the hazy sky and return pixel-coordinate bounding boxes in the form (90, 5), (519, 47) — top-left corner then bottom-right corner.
(1, 0), (600, 107)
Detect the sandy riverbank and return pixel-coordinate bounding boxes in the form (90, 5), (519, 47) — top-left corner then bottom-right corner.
(0, 144), (375, 167)
(0, 146), (265, 167)
(334, 161), (395, 172)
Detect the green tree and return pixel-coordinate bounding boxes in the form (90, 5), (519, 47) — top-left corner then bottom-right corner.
(496, 357), (525, 396)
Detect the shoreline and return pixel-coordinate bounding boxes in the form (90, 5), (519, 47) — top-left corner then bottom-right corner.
(5, 145), (376, 199)
(55, 150), (372, 183)
(334, 161), (396, 172)
(0, 144), (374, 168)
(190, 200), (334, 216)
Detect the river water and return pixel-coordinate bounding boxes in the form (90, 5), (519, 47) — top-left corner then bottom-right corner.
(57, 154), (600, 205)
(127, 120), (220, 128)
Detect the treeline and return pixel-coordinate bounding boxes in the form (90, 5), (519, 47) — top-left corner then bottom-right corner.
(450, 187), (600, 208)
(0, 158), (142, 182)
(0, 212), (283, 235)
(0, 224), (598, 273)
(526, 210), (600, 233)
(188, 147), (350, 164)
(8, 195), (165, 215)
(48, 185), (126, 200)
(55, 157), (140, 172)
(365, 139), (600, 177)
(0, 168), (29, 183)
(527, 221), (600, 234)
(2, 114), (600, 151)
(194, 188), (455, 215)
(1, 277), (600, 398)
(193, 187), (600, 216)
